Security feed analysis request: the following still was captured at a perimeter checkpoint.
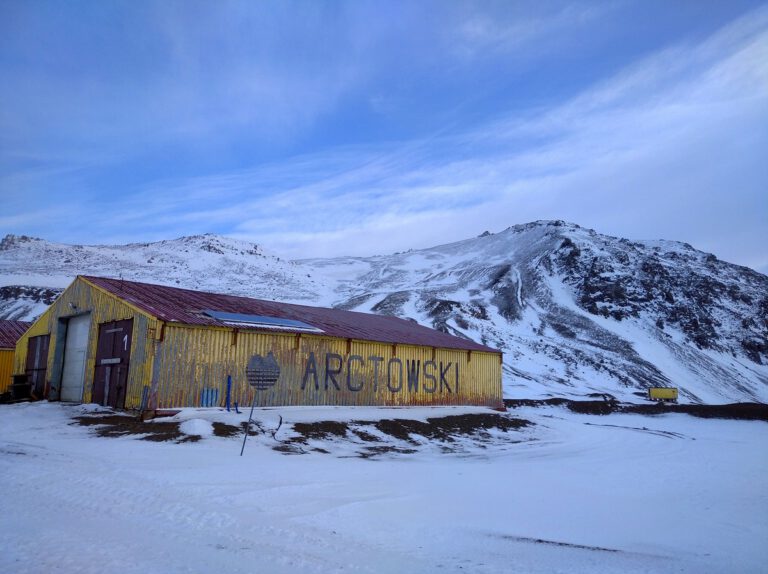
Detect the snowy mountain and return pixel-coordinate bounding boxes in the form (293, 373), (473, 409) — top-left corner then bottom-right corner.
(1, 221), (766, 404)
(0, 233), (330, 318)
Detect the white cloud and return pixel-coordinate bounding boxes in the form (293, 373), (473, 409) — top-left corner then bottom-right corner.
(449, 0), (612, 62)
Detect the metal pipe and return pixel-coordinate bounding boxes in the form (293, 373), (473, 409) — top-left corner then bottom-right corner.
(239, 392), (258, 456)
(226, 375), (231, 411)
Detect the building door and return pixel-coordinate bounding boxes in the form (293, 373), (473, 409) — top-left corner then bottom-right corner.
(92, 319), (133, 409)
(25, 334), (50, 398)
(60, 314), (91, 402)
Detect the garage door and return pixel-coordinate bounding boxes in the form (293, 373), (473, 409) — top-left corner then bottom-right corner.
(60, 314), (91, 402)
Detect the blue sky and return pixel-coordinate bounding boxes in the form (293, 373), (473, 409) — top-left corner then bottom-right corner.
(1, 1), (766, 272)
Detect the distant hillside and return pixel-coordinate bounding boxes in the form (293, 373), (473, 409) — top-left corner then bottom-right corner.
(2, 221), (766, 403)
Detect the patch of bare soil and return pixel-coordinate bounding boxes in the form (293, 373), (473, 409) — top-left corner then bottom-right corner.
(69, 410), (532, 455)
(369, 413), (530, 443)
(72, 414), (198, 443)
(291, 420), (350, 440)
(280, 413), (532, 457)
(212, 422), (241, 438)
(628, 402), (768, 421)
(504, 399), (768, 421)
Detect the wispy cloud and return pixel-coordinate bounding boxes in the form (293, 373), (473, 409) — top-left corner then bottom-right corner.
(451, 1), (612, 60)
(2, 2), (766, 272)
(0, 1), (617, 171)
(73, 5), (767, 267)
(0, 3), (377, 169)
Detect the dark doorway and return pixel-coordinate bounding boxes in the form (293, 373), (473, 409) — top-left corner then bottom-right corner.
(92, 319), (133, 408)
(25, 334), (50, 398)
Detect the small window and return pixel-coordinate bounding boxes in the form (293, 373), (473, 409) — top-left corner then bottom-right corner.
(202, 310), (324, 333)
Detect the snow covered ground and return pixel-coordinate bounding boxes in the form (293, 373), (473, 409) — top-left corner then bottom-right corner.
(1, 402), (766, 574)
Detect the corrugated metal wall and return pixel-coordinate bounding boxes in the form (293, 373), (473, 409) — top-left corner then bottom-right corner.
(13, 278), (156, 404)
(153, 326), (503, 409)
(0, 349), (14, 393)
(13, 276), (502, 409)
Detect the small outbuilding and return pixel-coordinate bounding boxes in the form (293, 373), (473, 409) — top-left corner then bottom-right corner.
(0, 319), (32, 394)
(14, 276), (503, 410)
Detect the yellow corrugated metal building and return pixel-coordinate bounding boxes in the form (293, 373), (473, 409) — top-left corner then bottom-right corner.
(0, 350), (15, 393)
(0, 319), (31, 394)
(14, 276), (503, 410)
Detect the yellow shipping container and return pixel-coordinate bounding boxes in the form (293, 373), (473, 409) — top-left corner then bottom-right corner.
(648, 387), (678, 401)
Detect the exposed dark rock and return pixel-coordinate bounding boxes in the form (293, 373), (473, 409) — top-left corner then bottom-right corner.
(0, 285), (63, 320)
(200, 243), (225, 255)
(487, 265), (524, 322)
(742, 338), (768, 365)
(334, 293), (376, 311)
(371, 291), (411, 316)
(0, 285), (61, 306)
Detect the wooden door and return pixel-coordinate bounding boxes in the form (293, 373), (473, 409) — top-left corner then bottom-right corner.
(92, 319), (133, 408)
(25, 334), (50, 398)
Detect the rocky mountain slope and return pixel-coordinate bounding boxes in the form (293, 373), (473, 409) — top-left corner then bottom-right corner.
(1, 222), (766, 403)
(0, 233), (329, 319)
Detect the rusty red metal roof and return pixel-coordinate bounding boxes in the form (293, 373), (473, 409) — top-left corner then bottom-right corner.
(0, 319), (31, 349)
(82, 276), (499, 353)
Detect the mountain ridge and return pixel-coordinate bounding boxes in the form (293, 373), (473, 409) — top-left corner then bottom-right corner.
(2, 221), (766, 404)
